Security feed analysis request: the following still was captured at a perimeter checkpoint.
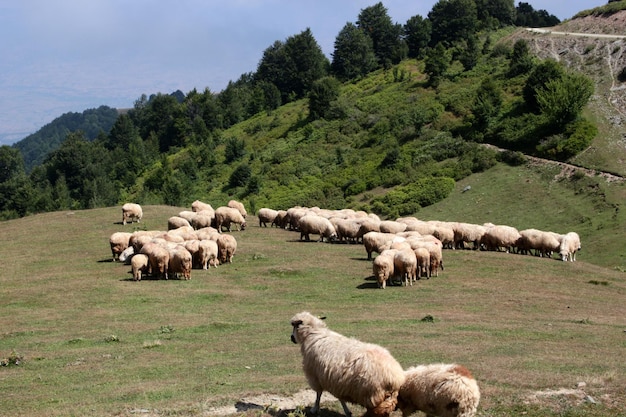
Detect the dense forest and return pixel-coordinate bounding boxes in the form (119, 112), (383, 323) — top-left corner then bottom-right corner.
(1, 0), (591, 220)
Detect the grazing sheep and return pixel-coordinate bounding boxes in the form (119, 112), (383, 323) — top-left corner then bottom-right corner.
(363, 232), (402, 260)
(177, 210), (198, 224)
(413, 247), (430, 279)
(216, 234), (237, 264)
(559, 232), (581, 262)
(430, 223), (455, 249)
(298, 215), (337, 242)
(130, 254), (149, 281)
(481, 225), (521, 253)
(331, 218), (361, 244)
(183, 240), (201, 268)
(228, 199), (247, 218)
(398, 363), (480, 417)
(168, 216), (191, 230)
(517, 229), (561, 257)
(109, 232), (132, 261)
(129, 231), (158, 253)
(195, 227), (220, 241)
(258, 208), (279, 227)
(452, 223), (486, 250)
(118, 246), (135, 264)
(290, 312), (405, 417)
(272, 210), (289, 228)
(393, 248), (417, 286)
(356, 219), (382, 242)
(215, 206), (247, 232)
(168, 246), (192, 280)
(380, 221), (407, 234)
(191, 200), (213, 213)
(406, 238), (443, 277)
(122, 203), (143, 225)
(191, 210), (215, 229)
(373, 249), (397, 289)
(198, 239), (219, 269)
(140, 241), (170, 280)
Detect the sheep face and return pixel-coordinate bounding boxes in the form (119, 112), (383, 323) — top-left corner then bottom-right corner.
(290, 312), (326, 344)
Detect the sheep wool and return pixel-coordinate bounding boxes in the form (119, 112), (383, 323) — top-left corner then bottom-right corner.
(290, 312), (405, 417)
(398, 363), (480, 417)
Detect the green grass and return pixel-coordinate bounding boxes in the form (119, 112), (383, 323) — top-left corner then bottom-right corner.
(0, 202), (625, 417)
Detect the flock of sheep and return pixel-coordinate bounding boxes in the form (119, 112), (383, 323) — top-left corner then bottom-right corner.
(291, 311), (480, 417)
(109, 200), (247, 281)
(257, 205), (581, 289)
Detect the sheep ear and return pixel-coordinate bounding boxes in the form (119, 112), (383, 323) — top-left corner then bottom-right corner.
(292, 320), (303, 327)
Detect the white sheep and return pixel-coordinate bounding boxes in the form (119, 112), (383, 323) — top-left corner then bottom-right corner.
(413, 247), (430, 279)
(198, 239), (219, 269)
(363, 232), (402, 260)
(379, 221), (408, 234)
(481, 224), (521, 253)
(191, 210), (215, 229)
(168, 246), (192, 280)
(257, 208), (279, 227)
(130, 254), (149, 281)
(290, 312), (405, 417)
(191, 200), (214, 213)
(517, 229), (561, 257)
(121, 203), (142, 225)
(272, 210), (289, 228)
(227, 199), (247, 218)
(393, 248), (417, 286)
(109, 232), (132, 261)
(298, 214), (337, 242)
(559, 232), (581, 262)
(118, 246), (135, 264)
(451, 223), (486, 250)
(356, 218), (382, 242)
(216, 233), (237, 264)
(373, 249), (397, 289)
(215, 206), (247, 232)
(398, 363), (480, 417)
(139, 241), (170, 280)
(167, 216), (191, 230)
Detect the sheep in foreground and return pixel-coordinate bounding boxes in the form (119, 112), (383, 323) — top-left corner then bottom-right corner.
(139, 241), (170, 280)
(215, 206), (247, 232)
(397, 363), (480, 417)
(298, 215), (337, 242)
(168, 246), (193, 280)
(216, 233), (237, 264)
(559, 232), (581, 262)
(122, 203), (143, 225)
(373, 249), (396, 289)
(109, 232), (132, 261)
(130, 254), (149, 281)
(290, 312), (405, 417)
(257, 208), (279, 227)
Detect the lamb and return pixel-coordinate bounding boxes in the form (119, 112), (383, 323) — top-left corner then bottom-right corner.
(559, 232), (581, 262)
(257, 208), (279, 227)
(214, 206), (247, 232)
(227, 199), (247, 218)
(373, 249), (396, 289)
(363, 232), (403, 260)
(130, 254), (149, 281)
(198, 239), (219, 269)
(298, 214), (337, 242)
(109, 232), (132, 261)
(397, 363), (480, 417)
(216, 233), (237, 264)
(393, 248), (417, 286)
(168, 246), (192, 280)
(122, 203), (143, 225)
(290, 312), (405, 417)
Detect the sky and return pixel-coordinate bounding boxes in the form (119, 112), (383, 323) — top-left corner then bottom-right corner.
(0, 0), (604, 146)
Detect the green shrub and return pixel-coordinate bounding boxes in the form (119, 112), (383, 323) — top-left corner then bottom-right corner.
(536, 119), (597, 160)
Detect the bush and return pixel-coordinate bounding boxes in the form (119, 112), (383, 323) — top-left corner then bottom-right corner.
(371, 176), (455, 217)
(498, 150), (527, 166)
(536, 119), (597, 160)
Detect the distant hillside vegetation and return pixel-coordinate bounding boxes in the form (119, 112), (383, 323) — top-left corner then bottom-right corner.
(13, 105), (119, 172)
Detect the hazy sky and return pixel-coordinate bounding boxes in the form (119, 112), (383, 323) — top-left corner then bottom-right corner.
(0, 1), (604, 145)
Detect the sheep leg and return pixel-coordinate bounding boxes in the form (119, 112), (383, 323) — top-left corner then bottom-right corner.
(339, 400), (352, 417)
(310, 391), (322, 415)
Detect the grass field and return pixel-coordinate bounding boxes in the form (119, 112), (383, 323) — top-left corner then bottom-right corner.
(1, 203), (625, 417)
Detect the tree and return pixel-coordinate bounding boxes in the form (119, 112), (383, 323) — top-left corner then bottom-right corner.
(515, 2), (560, 27)
(331, 22), (377, 80)
(0, 146), (33, 218)
(471, 77), (503, 134)
(404, 15), (432, 58)
(357, 2), (407, 67)
(523, 59), (565, 112)
(475, 0), (516, 29)
(424, 43), (450, 87)
(429, 0), (478, 47)
(536, 72), (594, 128)
(308, 77), (341, 120)
(458, 34), (480, 71)
(507, 39), (534, 77)
(224, 137), (246, 164)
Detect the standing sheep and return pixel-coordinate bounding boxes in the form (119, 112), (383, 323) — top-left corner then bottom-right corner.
(109, 232), (132, 261)
(228, 199), (247, 218)
(216, 234), (238, 264)
(298, 215), (337, 242)
(168, 246), (193, 280)
(559, 232), (581, 262)
(363, 232), (402, 260)
(373, 249), (397, 289)
(191, 200), (213, 213)
(393, 248), (417, 286)
(413, 247), (430, 279)
(290, 312), (405, 417)
(168, 216), (191, 230)
(481, 225), (521, 253)
(130, 254), (149, 281)
(257, 208), (279, 227)
(140, 241), (170, 280)
(397, 363), (480, 417)
(379, 221), (407, 234)
(198, 239), (219, 269)
(121, 203), (143, 225)
(215, 206), (247, 232)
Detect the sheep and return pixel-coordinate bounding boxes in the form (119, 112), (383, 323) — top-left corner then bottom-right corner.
(227, 199), (247, 218)
(130, 254), (149, 281)
(397, 363), (480, 417)
(413, 247), (430, 279)
(177, 210), (197, 224)
(406, 238), (443, 277)
(516, 229), (561, 257)
(393, 248), (417, 286)
(191, 200), (213, 213)
(121, 203), (142, 225)
(191, 210), (215, 230)
(373, 250), (396, 289)
(257, 208), (279, 227)
(481, 225), (521, 253)
(272, 210), (289, 228)
(183, 239), (201, 268)
(331, 218), (361, 244)
(298, 214), (337, 242)
(379, 221), (407, 234)
(356, 218), (382, 242)
(559, 232), (581, 262)
(195, 227), (220, 241)
(168, 216), (191, 230)
(109, 232), (132, 261)
(452, 223), (486, 250)
(168, 246), (192, 280)
(198, 239), (219, 269)
(430, 223), (455, 249)
(118, 246), (135, 264)
(140, 241), (170, 280)
(216, 233), (237, 264)
(290, 312), (405, 417)
(363, 232), (402, 260)
(214, 206), (247, 232)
